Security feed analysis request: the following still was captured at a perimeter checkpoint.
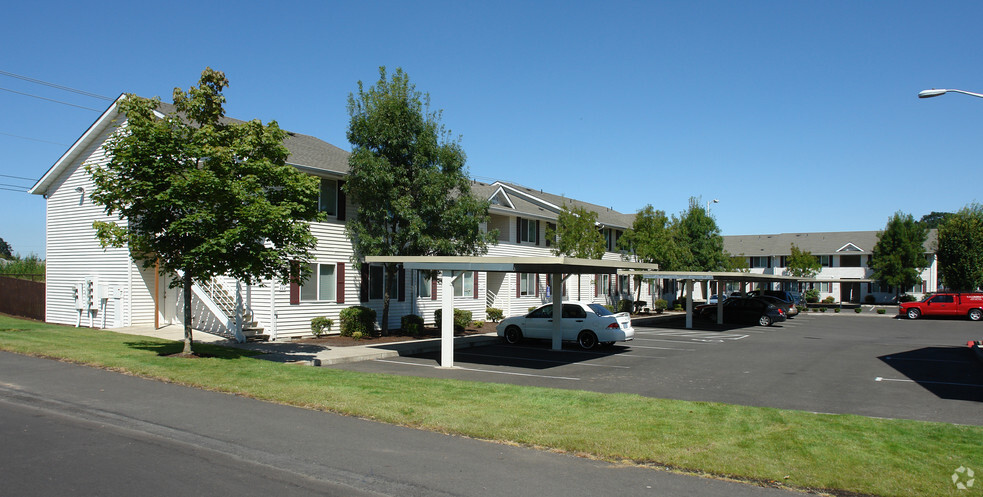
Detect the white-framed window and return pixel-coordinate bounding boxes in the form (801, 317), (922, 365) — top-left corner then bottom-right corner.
(300, 263), (336, 301)
(750, 256), (769, 268)
(618, 275), (630, 295)
(319, 178), (337, 215)
(519, 218), (537, 243)
(600, 274), (612, 295)
(519, 273), (536, 296)
(819, 255), (832, 267)
(452, 271), (474, 297)
(367, 264), (398, 300)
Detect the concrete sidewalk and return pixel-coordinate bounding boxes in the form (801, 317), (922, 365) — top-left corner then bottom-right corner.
(110, 324), (502, 366)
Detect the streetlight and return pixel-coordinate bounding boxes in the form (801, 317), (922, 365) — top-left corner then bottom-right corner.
(706, 198), (719, 216)
(918, 88), (983, 99)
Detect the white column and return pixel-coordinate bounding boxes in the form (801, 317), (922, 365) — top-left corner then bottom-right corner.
(440, 271), (454, 368)
(685, 279), (694, 329)
(552, 272), (563, 350)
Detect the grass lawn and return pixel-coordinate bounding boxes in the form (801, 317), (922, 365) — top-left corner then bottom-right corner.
(0, 314), (979, 497)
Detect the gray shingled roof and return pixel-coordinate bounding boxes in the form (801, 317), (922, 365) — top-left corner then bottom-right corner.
(475, 180), (636, 228)
(723, 230), (938, 256)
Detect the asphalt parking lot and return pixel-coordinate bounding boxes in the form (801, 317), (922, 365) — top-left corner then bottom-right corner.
(329, 313), (983, 425)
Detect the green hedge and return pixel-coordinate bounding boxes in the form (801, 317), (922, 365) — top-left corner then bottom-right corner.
(434, 308), (472, 332)
(486, 308), (504, 322)
(339, 306), (376, 337)
(401, 314), (425, 336)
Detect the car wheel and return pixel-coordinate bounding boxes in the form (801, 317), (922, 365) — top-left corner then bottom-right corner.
(503, 326), (522, 345)
(906, 308), (920, 320)
(577, 330), (598, 350)
(969, 309), (982, 321)
(758, 315), (772, 326)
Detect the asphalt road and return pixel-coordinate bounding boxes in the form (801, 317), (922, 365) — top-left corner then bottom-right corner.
(0, 351), (794, 497)
(331, 313), (983, 425)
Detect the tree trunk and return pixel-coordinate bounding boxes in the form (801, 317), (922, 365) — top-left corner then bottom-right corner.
(182, 271), (193, 355)
(381, 264), (393, 336)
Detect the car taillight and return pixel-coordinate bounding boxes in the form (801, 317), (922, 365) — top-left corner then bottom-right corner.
(607, 322), (620, 329)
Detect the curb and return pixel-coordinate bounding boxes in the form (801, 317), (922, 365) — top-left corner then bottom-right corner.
(316, 334), (502, 366)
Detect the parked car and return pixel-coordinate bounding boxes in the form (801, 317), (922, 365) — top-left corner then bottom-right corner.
(696, 296), (786, 326)
(497, 301), (634, 349)
(748, 290), (798, 316)
(708, 294), (720, 304)
(898, 293), (983, 321)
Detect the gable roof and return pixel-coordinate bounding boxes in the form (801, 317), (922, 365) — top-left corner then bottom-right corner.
(474, 180), (636, 229)
(723, 230), (938, 256)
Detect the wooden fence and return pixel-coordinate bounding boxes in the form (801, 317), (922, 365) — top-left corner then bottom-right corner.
(0, 275), (45, 321)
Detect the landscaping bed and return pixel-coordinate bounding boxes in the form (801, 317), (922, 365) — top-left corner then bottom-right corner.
(295, 321), (499, 347)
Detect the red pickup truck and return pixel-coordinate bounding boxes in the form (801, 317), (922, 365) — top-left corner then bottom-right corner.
(899, 293), (983, 321)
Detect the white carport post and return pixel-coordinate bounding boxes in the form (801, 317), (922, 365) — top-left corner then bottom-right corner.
(439, 270), (455, 368)
(685, 279), (694, 329)
(551, 272), (563, 350)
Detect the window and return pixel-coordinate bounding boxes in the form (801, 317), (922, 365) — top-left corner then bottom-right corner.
(367, 265), (398, 300)
(600, 274), (611, 295)
(519, 218), (538, 243)
(300, 263), (336, 301)
(319, 178), (337, 215)
(452, 271), (473, 297)
(840, 255), (861, 267)
(419, 273), (431, 298)
(618, 275), (630, 295)
(931, 294), (953, 303)
(519, 273), (536, 296)
(819, 255), (832, 267)
(750, 256), (769, 268)
(546, 222), (556, 247)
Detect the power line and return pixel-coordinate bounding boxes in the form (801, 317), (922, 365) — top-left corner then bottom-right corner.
(0, 132), (69, 147)
(0, 70), (112, 100)
(0, 173), (37, 181)
(0, 86), (101, 112)
(0, 186), (28, 192)
(0, 182), (31, 189)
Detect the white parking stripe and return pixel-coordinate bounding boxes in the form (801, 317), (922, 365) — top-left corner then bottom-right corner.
(374, 359), (581, 380)
(874, 377), (983, 388)
(457, 352), (630, 369)
(626, 344), (696, 351)
(634, 338), (715, 345)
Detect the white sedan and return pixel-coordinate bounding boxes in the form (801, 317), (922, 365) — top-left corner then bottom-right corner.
(496, 301), (634, 350)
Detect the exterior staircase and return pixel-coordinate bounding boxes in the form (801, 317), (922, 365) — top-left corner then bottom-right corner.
(193, 278), (268, 342)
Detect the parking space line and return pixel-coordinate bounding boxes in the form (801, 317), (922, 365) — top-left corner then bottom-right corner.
(374, 359), (581, 380)
(626, 344), (696, 351)
(637, 331), (749, 340)
(874, 377), (983, 388)
(456, 352), (630, 369)
(634, 338), (715, 345)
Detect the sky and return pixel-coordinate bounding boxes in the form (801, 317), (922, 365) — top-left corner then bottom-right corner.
(2, 0), (983, 257)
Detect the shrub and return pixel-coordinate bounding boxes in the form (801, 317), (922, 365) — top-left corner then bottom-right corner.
(339, 306), (376, 337)
(864, 294), (876, 304)
(654, 299), (668, 313)
(310, 316), (334, 337)
(804, 288), (820, 303)
(854, 307), (862, 313)
(673, 304), (683, 311)
(899, 294), (917, 303)
(822, 296), (836, 304)
(834, 308), (841, 313)
(819, 307), (827, 312)
(528, 306), (538, 313)
(401, 314), (425, 336)
(616, 299), (633, 313)
(471, 320), (484, 328)
(877, 308), (886, 314)
(796, 305), (807, 313)
(486, 308), (504, 322)
(604, 305), (616, 312)
(351, 331), (363, 340)
(434, 308), (472, 332)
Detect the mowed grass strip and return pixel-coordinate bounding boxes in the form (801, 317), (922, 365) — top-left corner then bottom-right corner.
(0, 315), (978, 497)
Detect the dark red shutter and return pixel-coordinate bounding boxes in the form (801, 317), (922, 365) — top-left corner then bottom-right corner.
(360, 265), (369, 302)
(473, 271), (479, 299)
(535, 220), (540, 245)
(431, 276), (437, 300)
(516, 273), (521, 297)
(398, 267), (406, 302)
(336, 262), (345, 303)
(535, 274), (539, 296)
(594, 275), (599, 297)
(516, 217), (522, 242)
(336, 180), (346, 220)
(289, 260), (300, 305)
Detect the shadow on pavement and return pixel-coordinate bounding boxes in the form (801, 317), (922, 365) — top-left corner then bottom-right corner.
(878, 347), (983, 402)
(409, 341), (633, 370)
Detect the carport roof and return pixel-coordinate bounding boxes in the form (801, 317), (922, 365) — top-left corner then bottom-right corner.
(364, 256), (659, 274)
(622, 270), (802, 282)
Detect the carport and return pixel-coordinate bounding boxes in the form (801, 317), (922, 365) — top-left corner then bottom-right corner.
(622, 271), (801, 328)
(366, 256), (658, 367)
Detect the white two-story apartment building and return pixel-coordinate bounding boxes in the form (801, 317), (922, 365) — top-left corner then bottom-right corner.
(29, 96), (657, 340)
(723, 231), (938, 303)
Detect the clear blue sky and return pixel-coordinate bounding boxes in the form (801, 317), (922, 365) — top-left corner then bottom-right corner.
(3, 0), (982, 257)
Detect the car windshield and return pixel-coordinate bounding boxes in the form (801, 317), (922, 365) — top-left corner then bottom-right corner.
(588, 303), (614, 316)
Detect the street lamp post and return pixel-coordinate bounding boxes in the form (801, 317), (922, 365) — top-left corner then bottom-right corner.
(918, 88), (983, 99)
(706, 198), (719, 216)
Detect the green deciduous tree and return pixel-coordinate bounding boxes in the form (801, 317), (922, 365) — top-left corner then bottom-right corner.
(785, 243), (821, 279)
(936, 204), (983, 291)
(344, 67), (495, 335)
(918, 211), (953, 230)
(87, 68), (321, 354)
(0, 237), (12, 259)
(724, 253), (750, 273)
(618, 205), (681, 301)
(870, 211), (929, 297)
(547, 204), (605, 259)
(673, 197), (726, 272)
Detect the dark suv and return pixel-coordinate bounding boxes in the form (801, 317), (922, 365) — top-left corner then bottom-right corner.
(748, 290), (798, 316)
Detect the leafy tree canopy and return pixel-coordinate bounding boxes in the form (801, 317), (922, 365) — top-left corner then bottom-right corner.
(672, 197), (726, 272)
(870, 211), (929, 296)
(617, 205), (681, 269)
(87, 68), (321, 353)
(344, 67), (495, 334)
(548, 204), (605, 259)
(785, 243), (821, 279)
(0, 237), (11, 259)
(936, 204), (983, 291)
(918, 211), (953, 230)
(724, 253), (750, 273)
